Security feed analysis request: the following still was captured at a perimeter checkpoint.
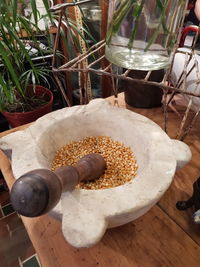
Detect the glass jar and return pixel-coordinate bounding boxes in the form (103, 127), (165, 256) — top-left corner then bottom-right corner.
(81, 0), (101, 22)
(105, 0), (187, 71)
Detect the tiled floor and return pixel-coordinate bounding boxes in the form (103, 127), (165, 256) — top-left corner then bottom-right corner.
(0, 174), (41, 267)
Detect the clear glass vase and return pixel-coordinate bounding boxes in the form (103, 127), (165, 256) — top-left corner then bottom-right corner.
(105, 0), (187, 71)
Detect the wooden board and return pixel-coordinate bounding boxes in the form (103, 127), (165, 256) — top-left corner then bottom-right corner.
(20, 206), (200, 267)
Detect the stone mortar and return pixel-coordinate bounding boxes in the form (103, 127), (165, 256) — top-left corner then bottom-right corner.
(0, 99), (192, 248)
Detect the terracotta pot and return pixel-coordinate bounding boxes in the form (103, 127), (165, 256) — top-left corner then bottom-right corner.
(2, 85), (53, 128)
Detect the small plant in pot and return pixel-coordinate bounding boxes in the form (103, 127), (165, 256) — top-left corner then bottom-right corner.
(0, 0), (54, 128)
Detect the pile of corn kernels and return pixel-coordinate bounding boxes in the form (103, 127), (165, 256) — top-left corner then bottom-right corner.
(51, 136), (138, 190)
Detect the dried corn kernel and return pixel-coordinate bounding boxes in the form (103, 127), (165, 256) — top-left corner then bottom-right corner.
(51, 136), (138, 190)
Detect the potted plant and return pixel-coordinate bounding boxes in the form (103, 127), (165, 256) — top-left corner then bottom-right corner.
(0, 0), (54, 128)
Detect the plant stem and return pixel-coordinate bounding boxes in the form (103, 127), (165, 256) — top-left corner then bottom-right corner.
(106, 0), (183, 54)
(144, 0), (168, 51)
(106, 0), (137, 45)
(128, 0), (145, 50)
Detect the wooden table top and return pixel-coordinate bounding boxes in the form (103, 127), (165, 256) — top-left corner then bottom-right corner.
(1, 93), (200, 267)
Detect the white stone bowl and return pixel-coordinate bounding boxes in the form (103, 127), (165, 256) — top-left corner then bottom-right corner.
(0, 99), (191, 248)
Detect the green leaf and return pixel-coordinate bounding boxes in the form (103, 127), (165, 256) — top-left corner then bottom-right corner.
(30, 0), (38, 24)
(67, 20), (88, 45)
(156, 0), (163, 10)
(0, 73), (10, 100)
(42, 0), (53, 24)
(0, 42), (24, 96)
(12, 0), (17, 27)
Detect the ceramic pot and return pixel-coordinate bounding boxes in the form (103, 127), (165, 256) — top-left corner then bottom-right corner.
(124, 69), (164, 108)
(0, 99), (191, 248)
(2, 85), (53, 128)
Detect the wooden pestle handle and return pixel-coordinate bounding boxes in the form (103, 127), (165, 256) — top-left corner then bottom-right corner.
(55, 153), (106, 191)
(10, 153), (106, 217)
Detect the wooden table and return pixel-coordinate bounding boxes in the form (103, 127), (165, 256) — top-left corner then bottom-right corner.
(1, 93), (200, 267)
